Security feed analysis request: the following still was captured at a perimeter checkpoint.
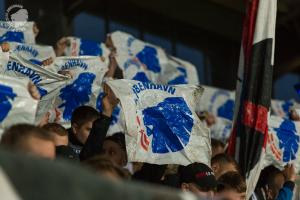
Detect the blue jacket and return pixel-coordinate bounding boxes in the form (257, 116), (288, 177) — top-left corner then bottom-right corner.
(276, 181), (295, 200)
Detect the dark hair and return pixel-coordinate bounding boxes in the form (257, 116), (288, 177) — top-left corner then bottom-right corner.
(211, 138), (225, 149)
(211, 153), (240, 173)
(71, 106), (100, 127)
(43, 123), (67, 136)
(256, 165), (283, 189)
(217, 172), (246, 193)
(104, 132), (126, 152)
(83, 155), (128, 179)
(1, 124), (53, 150)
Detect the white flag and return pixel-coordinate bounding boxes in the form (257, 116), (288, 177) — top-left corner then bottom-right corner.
(0, 21), (36, 44)
(107, 79), (211, 166)
(0, 75), (38, 134)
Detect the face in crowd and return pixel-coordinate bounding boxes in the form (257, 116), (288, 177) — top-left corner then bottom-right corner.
(71, 106), (100, 145)
(179, 163), (217, 200)
(102, 133), (127, 167)
(215, 172), (246, 200)
(0, 124), (55, 159)
(211, 153), (240, 179)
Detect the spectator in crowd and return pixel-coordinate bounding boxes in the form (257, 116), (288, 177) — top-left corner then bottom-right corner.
(178, 163), (217, 199)
(211, 153), (240, 179)
(254, 164), (296, 200)
(79, 84), (119, 161)
(102, 132), (127, 167)
(43, 123), (77, 160)
(68, 105), (100, 156)
(215, 172), (246, 200)
(82, 155), (128, 181)
(0, 124), (55, 159)
(211, 138), (225, 157)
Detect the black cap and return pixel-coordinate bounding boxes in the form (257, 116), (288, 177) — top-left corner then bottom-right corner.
(178, 163), (217, 191)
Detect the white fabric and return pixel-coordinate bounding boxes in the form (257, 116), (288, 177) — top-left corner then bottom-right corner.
(107, 79), (211, 166)
(63, 37), (110, 63)
(8, 42), (55, 65)
(200, 85), (235, 120)
(162, 56), (199, 85)
(110, 31), (169, 83)
(0, 75), (38, 135)
(0, 21), (35, 44)
(271, 99), (297, 118)
(48, 56), (108, 124)
(264, 115), (300, 173)
(0, 54), (68, 123)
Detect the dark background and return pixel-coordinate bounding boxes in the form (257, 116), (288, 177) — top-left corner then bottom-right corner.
(1, 0), (300, 100)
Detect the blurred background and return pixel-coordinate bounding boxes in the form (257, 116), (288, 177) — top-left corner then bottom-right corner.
(1, 0), (300, 100)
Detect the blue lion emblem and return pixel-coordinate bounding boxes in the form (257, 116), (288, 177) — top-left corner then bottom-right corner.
(274, 120), (300, 162)
(0, 31), (24, 43)
(217, 99), (235, 121)
(0, 84), (17, 122)
(136, 46), (161, 73)
(79, 40), (102, 56)
(168, 67), (188, 85)
(59, 72), (95, 121)
(132, 72), (151, 82)
(142, 97), (194, 153)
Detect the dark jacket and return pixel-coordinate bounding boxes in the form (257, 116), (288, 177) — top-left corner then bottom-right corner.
(79, 115), (112, 161)
(56, 145), (78, 161)
(68, 128), (84, 159)
(67, 114), (112, 161)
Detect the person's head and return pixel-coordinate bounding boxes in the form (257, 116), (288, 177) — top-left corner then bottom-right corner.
(71, 106), (100, 144)
(178, 163), (217, 199)
(83, 155), (128, 181)
(211, 138), (225, 157)
(256, 166), (285, 200)
(211, 153), (240, 179)
(43, 123), (68, 146)
(1, 124), (55, 159)
(215, 172), (246, 200)
(103, 133), (127, 167)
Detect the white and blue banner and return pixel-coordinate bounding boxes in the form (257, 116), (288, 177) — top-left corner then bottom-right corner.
(270, 99), (297, 119)
(107, 79), (211, 166)
(164, 56), (199, 85)
(0, 75), (38, 134)
(265, 115), (300, 173)
(210, 117), (232, 143)
(0, 21), (36, 44)
(64, 37), (110, 62)
(110, 31), (200, 85)
(200, 85), (235, 121)
(8, 42), (55, 66)
(110, 31), (169, 83)
(50, 56), (108, 124)
(0, 54), (69, 122)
